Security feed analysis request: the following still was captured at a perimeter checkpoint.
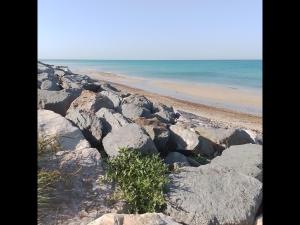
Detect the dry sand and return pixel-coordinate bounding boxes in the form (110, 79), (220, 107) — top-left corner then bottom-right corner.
(74, 69), (262, 133)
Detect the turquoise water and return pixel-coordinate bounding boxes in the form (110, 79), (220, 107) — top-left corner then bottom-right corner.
(41, 60), (262, 90)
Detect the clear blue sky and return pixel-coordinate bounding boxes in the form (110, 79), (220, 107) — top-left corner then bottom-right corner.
(38, 0), (262, 60)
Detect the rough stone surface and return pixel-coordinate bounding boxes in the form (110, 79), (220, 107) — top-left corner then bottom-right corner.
(67, 90), (114, 114)
(40, 79), (61, 91)
(60, 73), (100, 91)
(100, 90), (122, 109)
(38, 89), (82, 116)
(102, 123), (158, 157)
(122, 94), (153, 111)
(165, 152), (190, 167)
(121, 103), (151, 120)
(166, 165), (263, 225)
(169, 124), (200, 150)
(38, 109), (90, 151)
(96, 108), (130, 135)
(87, 213), (182, 225)
(255, 133), (263, 145)
(65, 110), (104, 147)
(211, 144), (262, 181)
(134, 117), (170, 153)
(193, 126), (256, 153)
(153, 102), (176, 124)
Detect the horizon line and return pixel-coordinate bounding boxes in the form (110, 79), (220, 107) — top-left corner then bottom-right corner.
(39, 58), (262, 61)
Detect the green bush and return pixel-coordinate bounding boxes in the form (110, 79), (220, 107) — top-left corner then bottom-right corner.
(103, 148), (169, 213)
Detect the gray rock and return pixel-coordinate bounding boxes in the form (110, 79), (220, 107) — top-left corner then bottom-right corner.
(169, 124), (200, 150)
(38, 109), (90, 151)
(122, 94), (153, 111)
(40, 79), (61, 91)
(166, 165), (262, 225)
(121, 103), (151, 120)
(38, 61), (54, 74)
(60, 73), (100, 91)
(102, 123), (158, 157)
(87, 213), (182, 225)
(153, 102), (176, 124)
(100, 90), (122, 109)
(193, 126), (255, 153)
(38, 89), (81, 116)
(165, 152), (190, 167)
(134, 117), (170, 153)
(210, 144), (262, 181)
(96, 108), (130, 135)
(65, 110), (104, 147)
(67, 90), (114, 114)
(255, 133), (263, 145)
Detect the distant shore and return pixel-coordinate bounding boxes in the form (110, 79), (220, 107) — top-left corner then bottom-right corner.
(74, 68), (262, 132)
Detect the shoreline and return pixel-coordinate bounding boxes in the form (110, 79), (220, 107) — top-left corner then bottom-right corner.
(73, 69), (262, 132)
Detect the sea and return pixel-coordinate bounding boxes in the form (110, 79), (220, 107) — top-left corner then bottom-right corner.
(41, 60), (262, 91)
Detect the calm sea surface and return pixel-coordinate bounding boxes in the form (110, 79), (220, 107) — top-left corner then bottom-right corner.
(41, 60), (262, 90)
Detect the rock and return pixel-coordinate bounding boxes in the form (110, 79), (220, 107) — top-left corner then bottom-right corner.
(38, 61), (54, 74)
(96, 108), (130, 135)
(176, 110), (213, 127)
(102, 123), (158, 157)
(153, 102), (176, 124)
(166, 164), (262, 225)
(100, 90), (122, 109)
(54, 69), (66, 77)
(121, 103), (151, 120)
(165, 152), (190, 167)
(194, 126), (255, 149)
(38, 89), (82, 116)
(38, 109), (90, 151)
(120, 94), (153, 119)
(134, 117), (170, 153)
(87, 213), (181, 225)
(255, 133), (263, 145)
(186, 156), (202, 167)
(40, 79), (61, 91)
(122, 94), (153, 111)
(67, 90), (114, 114)
(210, 144), (262, 181)
(169, 124), (200, 150)
(254, 215), (263, 225)
(65, 110), (104, 147)
(60, 73), (100, 91)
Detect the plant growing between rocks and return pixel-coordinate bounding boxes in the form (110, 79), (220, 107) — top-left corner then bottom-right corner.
(101, 148), (169, 213)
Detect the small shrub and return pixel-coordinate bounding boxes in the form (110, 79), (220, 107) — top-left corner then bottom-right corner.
(102, 148), (169, 213)
(38, 170), (61, 208)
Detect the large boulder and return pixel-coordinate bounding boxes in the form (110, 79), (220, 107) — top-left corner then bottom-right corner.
(67, 90), (114, 114)
(102, 123), (158, 157)
(166, 165), (262, 225)
(100, 90), (122, 109)
(122, 94), (153, 111)
(210, 144), (262, 181)
(169, 124), (199, 150)
(38, 89), (82, 116)
(153, 102), (176, 124)
(38, 109), (90, 151)
(165, 152), (190, 167)
(121, 94), (153, 120)
(38, 61), (54, 74)
(60, 73), (100, 91)
(65, 110), (104, 147)
(40, 79), (61, 91)
(96, 108), (130, 135)
(121, 103), (151, 120)
(134, 117), (170, 153)
(193, 126), (256, 147)
(87, 213), (182, 225)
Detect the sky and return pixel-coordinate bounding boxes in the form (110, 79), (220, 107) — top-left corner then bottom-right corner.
(38, 0), (262, 60)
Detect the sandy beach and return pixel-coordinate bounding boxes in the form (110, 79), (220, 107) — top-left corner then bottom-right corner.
(74, 69), (262, 132)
